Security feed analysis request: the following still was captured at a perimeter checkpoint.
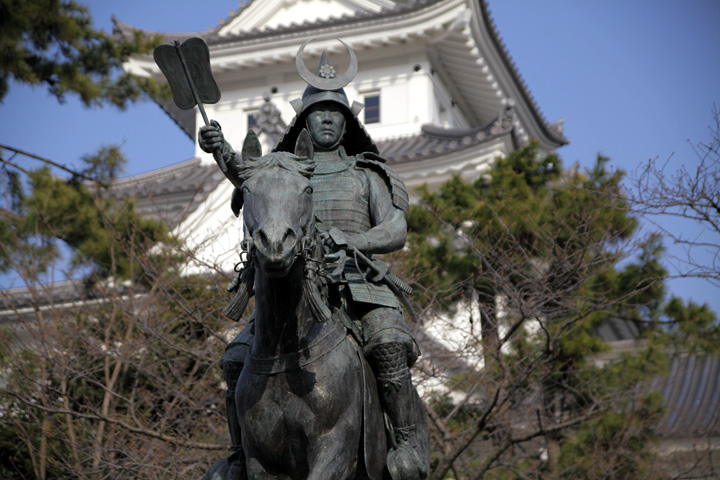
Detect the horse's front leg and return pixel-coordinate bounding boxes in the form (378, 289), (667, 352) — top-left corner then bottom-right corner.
(245, 458), (292, 480)
(306, 421), (362, 480)
(306, 450), (356, 480)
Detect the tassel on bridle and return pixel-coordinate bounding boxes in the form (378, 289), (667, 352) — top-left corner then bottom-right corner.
(301, 236), (332, 323)
(223, 240), (255, 322)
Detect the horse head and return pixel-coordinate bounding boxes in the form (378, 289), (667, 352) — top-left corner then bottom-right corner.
(237, 129), (316, 278)
(237, 129), (331, 323)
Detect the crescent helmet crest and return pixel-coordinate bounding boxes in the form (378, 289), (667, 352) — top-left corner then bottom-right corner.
(295, 38), (358, 91)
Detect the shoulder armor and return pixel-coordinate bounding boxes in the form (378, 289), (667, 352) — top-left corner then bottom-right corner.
(356, 153), (409, 216)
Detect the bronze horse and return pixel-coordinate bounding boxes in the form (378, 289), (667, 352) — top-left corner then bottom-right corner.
(216, 131), (390, 480)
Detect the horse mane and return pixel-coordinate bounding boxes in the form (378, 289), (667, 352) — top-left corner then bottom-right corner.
(237, 152), (316, 182)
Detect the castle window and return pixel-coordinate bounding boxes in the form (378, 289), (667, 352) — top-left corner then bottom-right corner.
(364, 94), (380, 124)
(247, 112), (258, 129)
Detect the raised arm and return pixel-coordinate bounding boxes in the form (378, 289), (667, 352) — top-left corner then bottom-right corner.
(198, 120), (243, 190)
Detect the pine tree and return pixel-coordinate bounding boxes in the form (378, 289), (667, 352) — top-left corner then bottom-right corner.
(0, 4), (227, 476)
(0, 0), (165, 107)
(1, 146), (167, 281)
(399, 142), (719, 479)
(0, 151), (234, 479)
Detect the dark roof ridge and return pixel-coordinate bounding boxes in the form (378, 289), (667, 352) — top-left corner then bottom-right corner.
(111, 16), (215, 42)
(213, 1), (255, 32)
(0, 278), (135, 312)
(214, 1), (432, 43)
(377, 113), (515, 165)
(111, 156), (204, 188)
(211, 0), (425, 33)
(421, 122), (498, 140)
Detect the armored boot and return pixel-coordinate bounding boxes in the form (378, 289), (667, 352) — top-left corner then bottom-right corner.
(222, 361), (246, 480)
(370, 342), (428, 480)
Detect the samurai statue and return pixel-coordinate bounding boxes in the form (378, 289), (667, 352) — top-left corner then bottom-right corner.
(199, 39), (428, 480)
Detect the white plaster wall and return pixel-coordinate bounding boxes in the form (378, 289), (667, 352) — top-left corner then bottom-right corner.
(193, 49), (465, 161)
(173, 180), (243, 275)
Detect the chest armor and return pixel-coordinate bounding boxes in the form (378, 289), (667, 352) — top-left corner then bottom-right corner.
(310, 155), (372, 235)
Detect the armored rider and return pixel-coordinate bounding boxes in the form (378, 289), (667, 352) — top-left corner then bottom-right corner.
(199, 39), (426, 480)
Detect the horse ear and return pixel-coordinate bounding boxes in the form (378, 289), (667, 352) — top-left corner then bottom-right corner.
(242, 130), (262, 160)
(295, 129), (314, 159)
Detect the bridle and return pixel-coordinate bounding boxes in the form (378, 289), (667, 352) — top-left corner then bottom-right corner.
(240, 229), (345, 376)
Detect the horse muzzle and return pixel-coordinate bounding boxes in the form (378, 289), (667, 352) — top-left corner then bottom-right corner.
(253, 225), (299, 277)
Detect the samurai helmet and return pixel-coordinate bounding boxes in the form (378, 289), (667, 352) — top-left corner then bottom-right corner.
(276, 38), (379, 155)
(291, 38), (364, 117)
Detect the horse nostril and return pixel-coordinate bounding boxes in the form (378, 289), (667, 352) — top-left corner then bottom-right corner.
(256, 225), (297, 257)
(257, 229), (270, 249)
(282, 228), (298, 251)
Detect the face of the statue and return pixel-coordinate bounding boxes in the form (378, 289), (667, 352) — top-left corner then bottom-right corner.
(305, 102), (346, 151)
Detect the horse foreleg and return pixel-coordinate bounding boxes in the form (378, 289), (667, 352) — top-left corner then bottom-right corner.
(306, 424), (362, 480)
(245, 458), (292, 480)
(306, 450), (356, 480)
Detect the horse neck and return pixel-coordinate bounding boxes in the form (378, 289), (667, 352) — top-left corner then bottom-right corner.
(251, 257), (323, 357)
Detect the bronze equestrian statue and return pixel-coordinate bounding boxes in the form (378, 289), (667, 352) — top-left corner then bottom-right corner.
(200, 39), (429, 480)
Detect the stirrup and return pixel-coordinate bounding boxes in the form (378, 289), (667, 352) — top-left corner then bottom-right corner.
(387, 426), (426, 480)
(227, 448), (246, 480)
(226, 450), (247, 480)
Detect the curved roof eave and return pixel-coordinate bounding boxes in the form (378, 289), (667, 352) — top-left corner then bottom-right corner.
(379, 107), (518, 165)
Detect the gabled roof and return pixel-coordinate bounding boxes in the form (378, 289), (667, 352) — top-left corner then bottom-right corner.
(594, 317), (642, 343)
(475, 1), (566, 146)
(113, 0), (568, 148)
(105, 113), (513, 228)
(1, 279), (92, 313)
(114, 1), (436, 45)
(249, 93), (287, 145)
(216, 0), (401, 34)
(113, 1), (437, 45)
(102, 92), (514, 228)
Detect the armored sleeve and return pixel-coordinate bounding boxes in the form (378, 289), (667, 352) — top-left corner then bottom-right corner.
(356, 154), (410, 217)
(353, 154), (409, 254)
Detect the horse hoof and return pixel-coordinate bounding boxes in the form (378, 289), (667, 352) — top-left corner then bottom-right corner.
(228, 460), (246, 480)
(204, 458), (229, 480)
(204, 456), (246, 480)
(387, 444), (426, 480)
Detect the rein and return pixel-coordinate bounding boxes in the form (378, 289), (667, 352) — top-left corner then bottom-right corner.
(245, 320), (346, 375)
(224, 231), (343, 374)
(245, 232), (344, 375)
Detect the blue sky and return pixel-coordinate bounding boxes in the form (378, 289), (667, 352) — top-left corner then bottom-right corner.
(2, 1), (719, 313)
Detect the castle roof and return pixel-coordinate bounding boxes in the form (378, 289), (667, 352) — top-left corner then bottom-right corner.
(113, 0), (567, 148)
